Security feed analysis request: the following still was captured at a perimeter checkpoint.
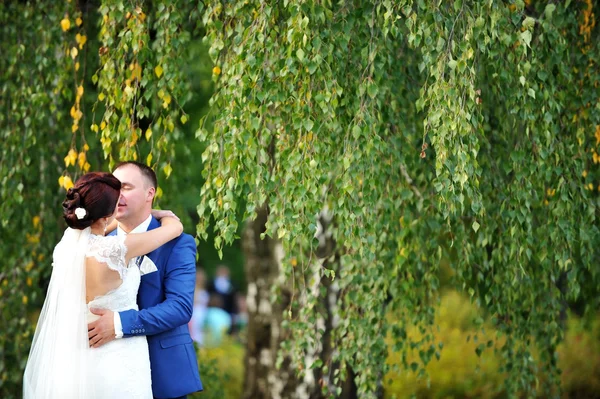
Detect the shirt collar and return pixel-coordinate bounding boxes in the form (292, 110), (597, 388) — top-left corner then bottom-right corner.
(117, 215), (152, 237)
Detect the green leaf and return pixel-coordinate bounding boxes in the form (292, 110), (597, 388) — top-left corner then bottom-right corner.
(304, 118), (314, 132)
(367, 83), (379, 99)
(520, 31), (532, 47)
(544, 4), (556, 19)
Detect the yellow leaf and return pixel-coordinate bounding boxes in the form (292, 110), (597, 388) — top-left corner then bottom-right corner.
(213, 66), (221, 75)
(100, 121), (106, 130)
(157, 89), (165, 99)
(72, 124), (78, 133)
(75, 62), (80, 71)
(180, 114), (188, 124)
(146, 153), (153, 166)
(83, 143), (90, 151)
(22, 295), (28, 305)
(78, 152), (86, 168)
(76, 17), (83, 26)
(61, 18), (71, 32)
(155, 65), (163, 78)
(32, 216), (40, 228)
(130, 129), (139, 146)
(155, 186), (163, 199)
(145, 129), (152, 140)
(91, 124), (99, 133)
(77, 85), (84, 97)
(583, 170), (588, 178)
(78, 35), (87, 49)
(131, 63), (142, 81)
(70, 47), (78, 59)
(165, 98), (172, 111)
(83, 162), (91, 172)
(64, 176), (74, 190)
(98, 92), (105, 101)
(163, 163), (173, 178)
(58, 175), (65, 187)
(26, 277), (32, 287)
(68, 149), (78, 165)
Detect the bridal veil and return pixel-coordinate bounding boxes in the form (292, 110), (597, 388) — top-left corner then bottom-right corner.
(23, 227), (95, 398)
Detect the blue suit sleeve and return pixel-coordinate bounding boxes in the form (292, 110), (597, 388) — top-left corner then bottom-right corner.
(119, 234), (196, 336)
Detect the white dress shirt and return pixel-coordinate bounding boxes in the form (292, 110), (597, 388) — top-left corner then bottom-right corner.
(113, 215), (153, 338)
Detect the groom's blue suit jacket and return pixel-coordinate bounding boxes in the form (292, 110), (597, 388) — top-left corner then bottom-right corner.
(114, 217), (203, 398)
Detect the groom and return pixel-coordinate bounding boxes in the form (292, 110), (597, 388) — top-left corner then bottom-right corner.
(87, 161), (203, 399)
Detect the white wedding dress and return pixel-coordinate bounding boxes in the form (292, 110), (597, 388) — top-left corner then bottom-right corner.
(86, 233), (152, 398)
(23, 228), (152, 399)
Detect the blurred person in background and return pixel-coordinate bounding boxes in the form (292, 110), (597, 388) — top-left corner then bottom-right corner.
(189, 269), (209, 345)
(207, 265), (238, 333)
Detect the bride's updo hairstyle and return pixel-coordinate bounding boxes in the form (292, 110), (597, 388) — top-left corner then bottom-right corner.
(62, 172), (121, 230)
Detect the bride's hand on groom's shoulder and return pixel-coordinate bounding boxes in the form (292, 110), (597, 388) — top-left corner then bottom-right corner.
(154, 210), (183, 236)
(151, 209), (180, 221)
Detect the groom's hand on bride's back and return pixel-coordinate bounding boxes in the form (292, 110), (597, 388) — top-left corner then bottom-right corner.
(88, 308), (115, 348)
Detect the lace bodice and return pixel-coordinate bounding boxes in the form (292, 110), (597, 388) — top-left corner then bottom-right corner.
(86, 234), (140, 313)
(87, 235), (128, 278)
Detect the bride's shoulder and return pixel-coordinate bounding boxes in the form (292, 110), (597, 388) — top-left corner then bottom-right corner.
(87, 234), (127, 254)
(86, 234), (128, 274)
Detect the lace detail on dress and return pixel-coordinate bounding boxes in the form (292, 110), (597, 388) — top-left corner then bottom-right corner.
(86, 235), (129, 279)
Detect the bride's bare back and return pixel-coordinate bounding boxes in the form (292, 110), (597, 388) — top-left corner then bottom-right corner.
(86, 257), (123, 303)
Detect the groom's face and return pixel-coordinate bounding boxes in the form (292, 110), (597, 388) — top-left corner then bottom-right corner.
(113, 164), (154, 227)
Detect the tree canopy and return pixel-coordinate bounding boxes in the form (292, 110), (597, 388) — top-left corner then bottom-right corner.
(1, 0), (599, 398)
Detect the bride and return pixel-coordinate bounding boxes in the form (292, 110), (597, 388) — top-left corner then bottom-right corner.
(23, 172), (182, 398)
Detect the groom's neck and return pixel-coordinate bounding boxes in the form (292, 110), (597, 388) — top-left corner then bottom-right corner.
(118, 212), (151, 233)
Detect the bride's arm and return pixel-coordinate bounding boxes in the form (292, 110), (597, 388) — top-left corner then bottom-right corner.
(105, 209), (179, 236)
(105, 218), (118, 235)
(123, 217), (183, 262)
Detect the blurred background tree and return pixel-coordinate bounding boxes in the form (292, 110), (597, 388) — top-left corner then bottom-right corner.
(1, 1), (599, 399)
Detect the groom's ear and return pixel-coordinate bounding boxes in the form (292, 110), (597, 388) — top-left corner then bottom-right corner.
(147, 186), (156, 203)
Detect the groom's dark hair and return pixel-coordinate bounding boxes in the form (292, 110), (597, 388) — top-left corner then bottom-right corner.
(113, 161), (158, 189)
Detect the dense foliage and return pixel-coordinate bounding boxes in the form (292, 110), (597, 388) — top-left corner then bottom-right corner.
(199, 0), (599, 397)
(1, 0), (599, 398)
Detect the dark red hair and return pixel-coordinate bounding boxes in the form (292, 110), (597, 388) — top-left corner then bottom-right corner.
(62, 172), (121, 229)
